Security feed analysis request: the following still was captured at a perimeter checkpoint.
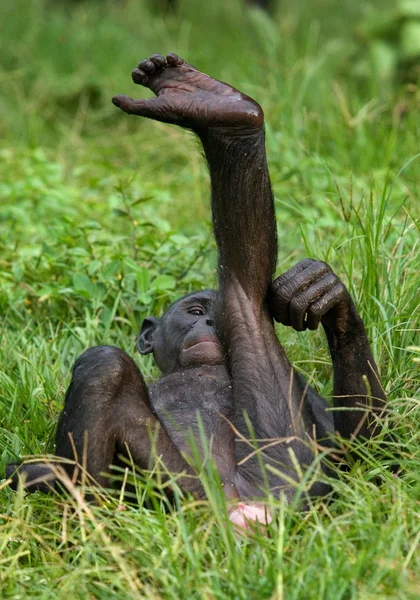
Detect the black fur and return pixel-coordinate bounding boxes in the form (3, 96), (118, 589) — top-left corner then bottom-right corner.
(7, 54), (387, 503)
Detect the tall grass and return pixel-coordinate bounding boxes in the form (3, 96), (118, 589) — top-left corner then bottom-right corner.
(0, 0), (419, 598)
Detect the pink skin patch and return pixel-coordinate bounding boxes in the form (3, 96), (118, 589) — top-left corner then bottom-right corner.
(228, 502), (272, 531)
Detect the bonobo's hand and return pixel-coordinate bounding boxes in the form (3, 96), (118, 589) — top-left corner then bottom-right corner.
(268, 259), (361, 336)
(112, 53), (263, 132)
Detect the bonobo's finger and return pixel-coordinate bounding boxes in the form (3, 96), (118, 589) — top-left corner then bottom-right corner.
(166, 53), (185, 66)
(269, 260), (330, 326)
(306, 284), (346, 331)
(288, 273), (337, 331)
(274, 259), (316, 288)
(269, 263), (309, 325)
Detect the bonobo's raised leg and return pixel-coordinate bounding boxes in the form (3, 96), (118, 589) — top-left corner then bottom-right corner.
(113, 55), (323, 502)
(8, 346), (204, 498)
(269, 260), (387, 439)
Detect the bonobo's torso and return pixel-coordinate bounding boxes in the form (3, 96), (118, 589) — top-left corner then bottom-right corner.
(149, 365), (237, 487)
(149, 364), (335, 477)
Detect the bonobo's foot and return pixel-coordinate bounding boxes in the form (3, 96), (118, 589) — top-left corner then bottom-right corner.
(112, 53), (263, 132)
(6, 461), (57, 493)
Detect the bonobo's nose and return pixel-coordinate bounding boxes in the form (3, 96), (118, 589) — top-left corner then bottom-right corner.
(206, 319), (214, 327)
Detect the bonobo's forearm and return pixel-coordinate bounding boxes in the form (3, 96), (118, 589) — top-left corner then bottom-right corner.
(323, 304), (387, 439)
(198, 128), (277, 303)
(269, 259), (388, 440)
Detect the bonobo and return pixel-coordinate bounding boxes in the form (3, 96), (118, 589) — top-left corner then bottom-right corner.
(7, 54), (387, 524)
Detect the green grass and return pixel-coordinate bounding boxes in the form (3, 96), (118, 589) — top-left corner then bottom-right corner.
(0, 0), (419, 598)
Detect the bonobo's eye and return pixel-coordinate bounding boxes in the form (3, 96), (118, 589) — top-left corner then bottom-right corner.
(187, 306), (205, 316)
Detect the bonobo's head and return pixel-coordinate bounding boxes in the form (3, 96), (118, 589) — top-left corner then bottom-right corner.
(137, 290), (223, 374)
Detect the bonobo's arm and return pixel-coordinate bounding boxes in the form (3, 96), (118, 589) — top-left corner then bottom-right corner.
(269, 259), (387, 439)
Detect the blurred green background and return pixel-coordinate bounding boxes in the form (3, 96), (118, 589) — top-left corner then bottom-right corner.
(0, 1), (419, 598)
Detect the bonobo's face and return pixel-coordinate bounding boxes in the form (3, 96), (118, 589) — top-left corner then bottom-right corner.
(137, 290), (223, 374)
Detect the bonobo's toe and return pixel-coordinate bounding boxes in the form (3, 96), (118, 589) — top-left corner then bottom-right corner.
(150, 53), (167, 68)
(167, 53), (185, 66)
(132, 68), (148, 85)
(112, 94), (138, 113)
(112, 94), (123, 108)
(132, 53), (187, 86)
(5, 462), (19, 486)
(138, 59), (156, 74)
(114, 51), (263, 130)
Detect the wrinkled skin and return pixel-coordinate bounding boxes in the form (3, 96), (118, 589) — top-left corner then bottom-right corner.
(138, 290), (223, 373)
(7, 54), (387, 526)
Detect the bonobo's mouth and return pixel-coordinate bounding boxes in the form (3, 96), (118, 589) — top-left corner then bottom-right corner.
(183, 336), (218, 350)
(180, 338), (223, 367)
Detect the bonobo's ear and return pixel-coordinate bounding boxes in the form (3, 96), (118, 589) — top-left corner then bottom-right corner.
(137, 317), (160, 355)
